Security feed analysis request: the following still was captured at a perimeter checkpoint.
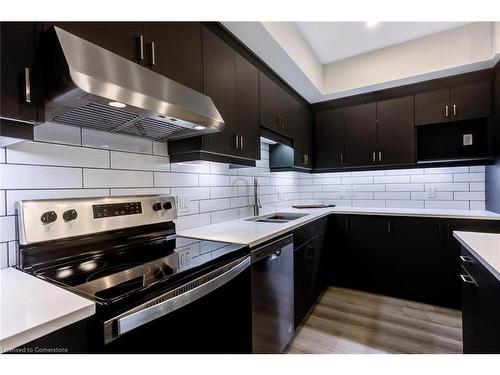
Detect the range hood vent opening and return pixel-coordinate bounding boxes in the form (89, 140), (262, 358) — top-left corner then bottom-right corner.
(40, 26), (224, 142)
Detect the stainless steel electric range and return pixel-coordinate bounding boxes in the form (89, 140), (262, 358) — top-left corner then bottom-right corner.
(15, 195), (252, 353)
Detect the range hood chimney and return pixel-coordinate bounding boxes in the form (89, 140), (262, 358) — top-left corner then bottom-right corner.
(40, 27), (224, 141)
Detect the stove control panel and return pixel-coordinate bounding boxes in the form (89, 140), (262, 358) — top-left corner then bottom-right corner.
(16, 195), (177, 245)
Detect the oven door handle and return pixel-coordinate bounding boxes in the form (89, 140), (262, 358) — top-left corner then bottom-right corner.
(109, 255), (251, 341)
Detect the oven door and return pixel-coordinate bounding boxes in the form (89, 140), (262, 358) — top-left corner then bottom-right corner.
(99, 255), (252, 354)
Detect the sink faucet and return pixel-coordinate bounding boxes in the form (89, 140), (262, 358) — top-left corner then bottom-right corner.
(253, 177), (262, 216)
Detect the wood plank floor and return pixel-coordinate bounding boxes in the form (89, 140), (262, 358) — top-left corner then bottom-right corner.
(285, 287), (463, 354)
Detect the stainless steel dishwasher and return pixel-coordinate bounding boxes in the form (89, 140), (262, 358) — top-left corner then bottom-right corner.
(251, 235), (294, 353)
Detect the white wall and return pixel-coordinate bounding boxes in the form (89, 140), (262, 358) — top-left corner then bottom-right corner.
(0, 123), (486, 269)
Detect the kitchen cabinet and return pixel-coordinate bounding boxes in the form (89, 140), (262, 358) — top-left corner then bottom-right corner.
(376, 95), (415, 166)
(415, 80), (491, 125)
(1, 22), (39, 123)
(235, 53), (260, 160)
(344, 102), (377, 167)
(314, 108), (345, 169)
(259, 72), (295, 137)
(168, 26), (260, 165)
(293, 217), (328, 327)
(392, 217), (444, 305)
(460, 247), (500, 353)
(47, 22), (145, 64)
(143, 22), (202, 92)
(293, 104), (314, 170)
(201, 26), (237, 157)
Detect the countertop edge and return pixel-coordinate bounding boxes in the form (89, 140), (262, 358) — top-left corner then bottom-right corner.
(0, 302), (95, 353)
(453, 231), (500, 283)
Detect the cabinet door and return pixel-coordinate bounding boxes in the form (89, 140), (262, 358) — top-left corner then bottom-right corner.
(461, 263), (481, 353)
(344, 102), (377, 167)
(376, 96), (415, 166)
(259, 73), (285, 133)
(1, 22), (38, 122)
(294, 243), (314, 328)
(201, 26), (237, 156)
(478, 264), (500, 353)
(450, 80), (491, 122)
(314, 108), (344, 169)
(294, 105), (313, 169)
(49, 22), (144, 63)
(392, 217), (444, 305)
(143, 22), (202, 92)
(235, 53), (260, 160)
(346, 215), (393, 295)
(414, 88), (450, 125)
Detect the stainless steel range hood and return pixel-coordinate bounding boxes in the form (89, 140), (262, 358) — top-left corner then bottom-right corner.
(40, 26), (224, 141)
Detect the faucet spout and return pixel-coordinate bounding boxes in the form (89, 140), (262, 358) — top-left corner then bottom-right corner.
(253, 177), (262, 216)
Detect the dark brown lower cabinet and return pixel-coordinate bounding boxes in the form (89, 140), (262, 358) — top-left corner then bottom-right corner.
(329, 214), (500, 310)
(460, 246), (500, 353)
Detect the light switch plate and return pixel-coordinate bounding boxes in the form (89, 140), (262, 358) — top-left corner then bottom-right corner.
(176, 195), (191, 214)
(463, 134), (473, 146)
(427, 187), (436, 198)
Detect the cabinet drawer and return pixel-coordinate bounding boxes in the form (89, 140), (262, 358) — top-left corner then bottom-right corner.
(293, 217), (327, 249)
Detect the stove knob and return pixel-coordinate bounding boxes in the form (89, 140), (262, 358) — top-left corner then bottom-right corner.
(152, 202), (162, 211)
(163, 201), (173, 210)
(63, 209), (78, 222)
(40, 211), (57, 224)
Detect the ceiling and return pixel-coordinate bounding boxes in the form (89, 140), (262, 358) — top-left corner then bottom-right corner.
(295, 22), (470, 64)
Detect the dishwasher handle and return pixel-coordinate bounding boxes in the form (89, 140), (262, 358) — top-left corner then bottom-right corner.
(251, 235), (293, 263)
(104, 255), (251, 343)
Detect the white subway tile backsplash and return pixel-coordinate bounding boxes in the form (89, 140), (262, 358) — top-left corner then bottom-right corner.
(111, 151), (170, 171)
(8, 241), (17, 267)
(411, 174), (453, 183)
(453, 173), (485, 182)
(84, 169), (153, 188)
(6, 189), (109, 215)
(7, 141), (109, 168)
(154, 172), (198, 187)
(1, 164), (82, 189)
(0, 129), (490, 270)
(470, 166), (485, 173)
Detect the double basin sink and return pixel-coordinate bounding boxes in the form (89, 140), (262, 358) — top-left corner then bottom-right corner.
(245, 212), (308, 223)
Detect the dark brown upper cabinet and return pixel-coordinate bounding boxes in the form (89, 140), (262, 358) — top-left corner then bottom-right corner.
(47, 22), (145, 64)
(293, 104), (313, 170)
(344, 102), (377, 167)
(1, 22), (39, 123)
(259, 72), (294, 137)
(415, 80), (491, 125)
(235, 53), (260, 160)
(143, 22), (203, 92)
(376, 95), (415, 166)
(314, 108), (345, 169)
(201, 26), (237, 157)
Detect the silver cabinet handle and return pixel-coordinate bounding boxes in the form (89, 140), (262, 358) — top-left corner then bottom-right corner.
(460, 274), (477, 285)
(445, 105), (449, 118)
(240, 134), (243, 150)
(460, 255), (473, 263)
(149, 41), (156, 67)
(109, 256), (251, 342)
(24, 67), (31, 103)
(138, 35), (144, 62)
(378, 151), (382, 162)
(340, 153), (344, 166)
(234, 133), (239, 149)
(372, 152), (376, 163)
(452, 104), (457, 117)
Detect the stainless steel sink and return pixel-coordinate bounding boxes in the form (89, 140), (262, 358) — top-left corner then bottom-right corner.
(245, 212), (308, 223)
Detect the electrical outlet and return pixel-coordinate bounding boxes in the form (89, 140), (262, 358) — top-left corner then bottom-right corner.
(176, 195), (191, 214)
(427, 187), (436, 198)
(463, 134), (473, 146)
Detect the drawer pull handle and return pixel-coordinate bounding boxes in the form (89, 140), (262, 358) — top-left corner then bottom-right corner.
(460, 255), (473, 263)
(460, 274), (476, 284)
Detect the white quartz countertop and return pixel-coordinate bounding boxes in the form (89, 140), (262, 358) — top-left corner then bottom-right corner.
(453, 231), (500, 281)
(179, 206), (500, 248)
(0, 268), (95, 353)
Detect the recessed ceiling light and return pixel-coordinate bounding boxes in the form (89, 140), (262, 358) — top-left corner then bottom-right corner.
(366, 21), (379, 28)
(194, 125), (206, 130)
(108, 101), (126, 108)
